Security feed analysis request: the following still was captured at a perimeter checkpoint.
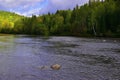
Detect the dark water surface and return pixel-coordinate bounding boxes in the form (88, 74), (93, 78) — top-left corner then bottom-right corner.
(0, 35), (120, 80)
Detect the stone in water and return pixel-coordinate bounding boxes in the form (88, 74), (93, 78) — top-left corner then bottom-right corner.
(51, 64), (61, 70)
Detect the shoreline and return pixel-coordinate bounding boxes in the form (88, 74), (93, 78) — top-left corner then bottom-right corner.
(0, 33), (120, 40)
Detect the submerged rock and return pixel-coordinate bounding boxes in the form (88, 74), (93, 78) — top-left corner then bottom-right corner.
(51, 64), (61, 70)
(37, 66), (48, 70)
(103, 40), (106, 42)
(95, 55), (117, 64)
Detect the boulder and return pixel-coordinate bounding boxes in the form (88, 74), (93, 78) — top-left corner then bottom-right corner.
(51, 64), (61, 70)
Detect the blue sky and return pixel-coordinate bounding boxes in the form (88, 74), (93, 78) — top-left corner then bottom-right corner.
(0, 0), (89, 16)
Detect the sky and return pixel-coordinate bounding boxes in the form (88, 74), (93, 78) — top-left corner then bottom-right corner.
(0, 0), (89, 16)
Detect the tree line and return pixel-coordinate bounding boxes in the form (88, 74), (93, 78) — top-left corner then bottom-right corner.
(0, 0), (120, 37)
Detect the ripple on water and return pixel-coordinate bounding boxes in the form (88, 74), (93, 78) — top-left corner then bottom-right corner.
(0, 35), (120, 80)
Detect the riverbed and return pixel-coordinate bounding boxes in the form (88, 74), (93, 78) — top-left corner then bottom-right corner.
(0, 35), (120, 80)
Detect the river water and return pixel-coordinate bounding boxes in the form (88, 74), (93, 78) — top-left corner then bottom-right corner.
(0, 35), (120, 80)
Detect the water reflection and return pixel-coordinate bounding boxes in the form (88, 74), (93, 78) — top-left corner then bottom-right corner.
(0, 35), (16, 55)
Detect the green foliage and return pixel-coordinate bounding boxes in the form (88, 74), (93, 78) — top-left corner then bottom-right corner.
(0, 0), (120, 37)
(0, 10), (22, 33)
(14, 15), (48, 35)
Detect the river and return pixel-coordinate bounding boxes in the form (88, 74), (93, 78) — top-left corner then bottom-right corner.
(0, 35), (120, 80)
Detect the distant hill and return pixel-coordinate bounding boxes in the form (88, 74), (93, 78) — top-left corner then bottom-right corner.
(0, 10), (22, 22)
(0, 10), (23, 33)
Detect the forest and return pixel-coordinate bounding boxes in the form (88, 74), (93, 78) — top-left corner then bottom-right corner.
(0, 0), (120, 37)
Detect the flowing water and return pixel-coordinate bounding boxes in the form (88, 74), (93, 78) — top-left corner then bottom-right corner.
(0, 35), (120, 80)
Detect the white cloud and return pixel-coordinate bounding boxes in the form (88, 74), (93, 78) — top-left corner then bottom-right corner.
(0, 0), (43, 8)
(24, 8), (42, 16)
(0, 0), (89, 16)
(12, 8), (42, 16)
